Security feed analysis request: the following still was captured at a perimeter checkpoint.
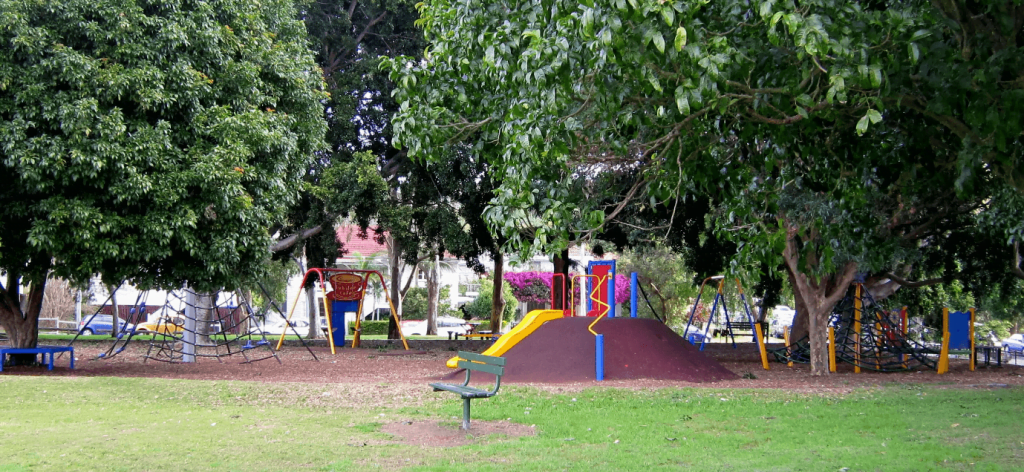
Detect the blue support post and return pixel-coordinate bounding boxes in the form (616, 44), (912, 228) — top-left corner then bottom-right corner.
(630, 272), (638, 318)
(608, 271), (615, 318)
(701, 293), (721, 351)
(595, 334), (605, 381)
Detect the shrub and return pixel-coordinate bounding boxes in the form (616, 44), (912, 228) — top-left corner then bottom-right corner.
(402, 288), (428, 320)
(399, 286), (459, 320)
(354, 321), (389, 335)
(463, 279), (518, 323)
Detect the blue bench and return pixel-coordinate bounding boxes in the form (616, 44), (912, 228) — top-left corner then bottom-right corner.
(0, 345), (74, 372)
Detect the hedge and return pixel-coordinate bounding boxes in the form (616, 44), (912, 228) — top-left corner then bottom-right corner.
(352, 321), (389, 336)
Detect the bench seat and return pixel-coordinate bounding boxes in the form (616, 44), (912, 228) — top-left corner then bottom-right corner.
(429, 383), (495, 398)
(430, 351), (505, 430)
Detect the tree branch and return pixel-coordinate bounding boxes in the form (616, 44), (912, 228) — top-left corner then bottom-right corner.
(884, 272), (952, 288)
(353, 11), (387, 47)
(1013, 241), (1024, 280)
(270, 225), (324, 253)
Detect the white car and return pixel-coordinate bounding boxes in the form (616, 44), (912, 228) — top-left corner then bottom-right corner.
(770, 305), (796, 338)
(401, 316), (471, 337)
(251, 319), (309, 335)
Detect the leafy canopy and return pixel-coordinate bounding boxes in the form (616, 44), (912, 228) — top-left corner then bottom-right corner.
(388, 0), (1023, 277)
(0, 0), (327, 291)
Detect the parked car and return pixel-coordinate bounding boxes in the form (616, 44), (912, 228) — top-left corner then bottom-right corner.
(78, 315), (135, 336)
(683, 326), (708, 345)
(1002, 334), (1024, 353)
(770, 305), (797, 338)
(400, 319), (427, 336)
(135, 310), (186, 335)
(401, 317), (472, 337)
(252, 319), (309, 335)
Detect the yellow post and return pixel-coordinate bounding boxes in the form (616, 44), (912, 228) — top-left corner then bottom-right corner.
(854, 284), (862, 373)
(874, 322), (882, 370)
(754, 323), (770, 371)
(320, 278), (337, 355)
(276, 273), (315, 351)
(901, 306), (909, 369)
(938, 307), (950, 374)
(376, 273), (409, 350)
(784, 326), (793, 367)
(969, 307), (976, 372)
(349, 274), (369, 348)
(828, 326), (837, 373)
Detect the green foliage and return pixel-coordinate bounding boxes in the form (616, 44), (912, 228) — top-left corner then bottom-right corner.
(0, 0), (327, 292)
(247, 259), (300, 320)
(392, 283), (458, 321)
(979, 319), (1013, 342)
(617, 243), (698, 325)
(463, 278), (517, 322)
(889, 280), (976, 332)
(389, 0), (1023, 275)
(356, 320), (389, 336)
(438, 285), (458, 318)
(388, 0), (1024, 371)
(402, 287), (428, 320)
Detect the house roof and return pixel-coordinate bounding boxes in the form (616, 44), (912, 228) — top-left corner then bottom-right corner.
(335, 226), (387, 257)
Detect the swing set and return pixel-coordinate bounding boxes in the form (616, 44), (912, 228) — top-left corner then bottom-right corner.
(684, 276), (771, 370)
(275, 268), (409, 353)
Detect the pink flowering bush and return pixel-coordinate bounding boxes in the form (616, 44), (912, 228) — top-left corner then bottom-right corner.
(504, 271), (632, 306)
(503, 271), (552, 304)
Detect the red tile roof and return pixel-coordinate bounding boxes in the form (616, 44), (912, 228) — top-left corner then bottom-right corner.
(335, 226), (387, 256)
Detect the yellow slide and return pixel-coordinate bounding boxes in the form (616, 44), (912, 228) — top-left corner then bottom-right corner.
(446, 309), (565, 368)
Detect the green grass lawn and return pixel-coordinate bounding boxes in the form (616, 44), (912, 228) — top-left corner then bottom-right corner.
(0, 376), (1021, 471)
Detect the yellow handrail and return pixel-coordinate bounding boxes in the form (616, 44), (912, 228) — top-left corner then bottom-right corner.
(584, 274), (611, 335)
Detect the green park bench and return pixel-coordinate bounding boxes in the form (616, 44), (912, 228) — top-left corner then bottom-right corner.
(429, 351), (505, 430)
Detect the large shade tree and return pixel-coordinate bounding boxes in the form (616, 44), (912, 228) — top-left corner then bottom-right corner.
(0, 0), (327, 355)
(390, 0), (1023, 374)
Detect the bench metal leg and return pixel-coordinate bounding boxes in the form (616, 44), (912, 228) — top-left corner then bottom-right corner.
(462, 398), (471, 430)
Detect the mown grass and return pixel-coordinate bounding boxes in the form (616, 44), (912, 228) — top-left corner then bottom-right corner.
(0, 376), (1021, 471)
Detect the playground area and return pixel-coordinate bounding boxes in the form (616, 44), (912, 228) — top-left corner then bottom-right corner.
(5, 264), (1022, 392)
(5, 340), (1021, 393)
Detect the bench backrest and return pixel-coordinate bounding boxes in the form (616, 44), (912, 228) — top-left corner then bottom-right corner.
(456, 351), (505, 394)
(456, 351), (505, 376)
(730, 321), (768, 329)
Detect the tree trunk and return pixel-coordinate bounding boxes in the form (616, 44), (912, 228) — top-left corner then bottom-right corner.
(0, 270), (47, 365)
(787, 269), (809, 340)
(196, 292), (214, 345)
(108, 283), (121, 338)
(552, 248), (570, 310)
(426, 254), (440, 335)
(491, 251), (506, 333)
(306, 286), (320, 339)
(781, 228), (858, 375)
(239, 289), (254, 333)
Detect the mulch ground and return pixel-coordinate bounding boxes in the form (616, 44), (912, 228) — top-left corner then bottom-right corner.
(3, 317), (1021, 393)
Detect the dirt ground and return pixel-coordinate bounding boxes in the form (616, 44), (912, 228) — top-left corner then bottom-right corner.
(4, 341), (1022, 391)
(3, 341), (1022, 447)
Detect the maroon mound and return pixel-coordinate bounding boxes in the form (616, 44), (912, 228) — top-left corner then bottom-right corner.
(490, 317), (737, 383)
